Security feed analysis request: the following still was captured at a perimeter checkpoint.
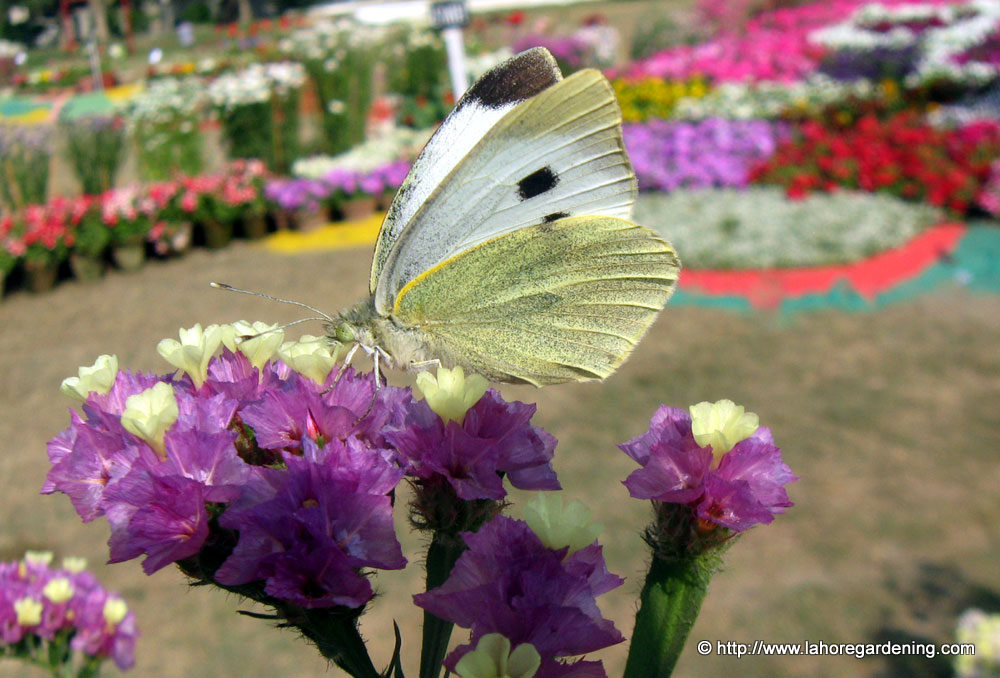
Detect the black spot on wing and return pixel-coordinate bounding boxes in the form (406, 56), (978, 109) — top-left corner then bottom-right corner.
(518, 167), (559, 200)
(543, 212), (569, 223)
(460, 47), (562, 110)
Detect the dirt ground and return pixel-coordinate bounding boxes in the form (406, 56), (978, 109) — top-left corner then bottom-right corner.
(1, 238), (998, 678)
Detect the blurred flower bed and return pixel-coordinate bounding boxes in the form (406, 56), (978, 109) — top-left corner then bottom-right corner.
(633, 187), (945, 269)
(3, 0), (1000, 300)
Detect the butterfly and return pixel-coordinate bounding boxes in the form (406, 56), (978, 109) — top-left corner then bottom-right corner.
(325, 47), (680, 387)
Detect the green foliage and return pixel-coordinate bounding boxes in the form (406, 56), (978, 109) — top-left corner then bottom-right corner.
(630, 13), (684, 61)
(219, 94), (300, 174)
(0, 126), (51, 210)
(61, 114), (126, 195)
(304, 50), (375, 156)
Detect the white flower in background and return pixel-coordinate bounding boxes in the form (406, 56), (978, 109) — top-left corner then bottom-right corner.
(8, 5), (29, 25)
(292, 127), (432, 178)
(633, 188), (943, 270)
(0, 38), (24, 57)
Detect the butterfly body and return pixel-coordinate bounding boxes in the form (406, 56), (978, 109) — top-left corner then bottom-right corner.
(326, 48), (680, 387)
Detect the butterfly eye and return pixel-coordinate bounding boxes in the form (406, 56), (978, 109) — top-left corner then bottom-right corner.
(335, 322), (356, 343)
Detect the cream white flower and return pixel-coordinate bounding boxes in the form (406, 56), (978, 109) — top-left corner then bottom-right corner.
(14, 598), (43, 626)
(415, 366), (489, 425)
(43, 577), (74, 604)
(60, 354), (119, 401)
(690, 399), (759, 462)
(61, 557), (88, 573)
(103, 598), (129, 627)
(523, 493), (602, 556)
(454, 634), (540, 678)
(24, 551), (53, 566)
(157, 323), (223, 388)
(230, 321), (285, 371)
(277, 334), (343, 384)
(121, 382), (179, 456)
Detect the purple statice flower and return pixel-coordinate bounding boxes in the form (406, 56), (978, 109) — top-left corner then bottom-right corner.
(414, 516), (624, 676)
(241, 365), (412, 454)
(624, 118), (789, 193)
(0, 554), (137, 670)
(215, 436), (406, 608)
(385, 389), (559, 501)
(619, 405), (797, 532)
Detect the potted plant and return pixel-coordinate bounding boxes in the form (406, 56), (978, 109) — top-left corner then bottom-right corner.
(21, 202), (72, 292)
(102, 187), (151, 272)
(67, 196), (109, 282)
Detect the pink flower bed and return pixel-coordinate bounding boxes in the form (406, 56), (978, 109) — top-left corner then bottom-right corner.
(622, 0), (964, 83)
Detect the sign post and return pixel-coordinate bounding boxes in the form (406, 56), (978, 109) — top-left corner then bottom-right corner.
(430, 0), (470, 99)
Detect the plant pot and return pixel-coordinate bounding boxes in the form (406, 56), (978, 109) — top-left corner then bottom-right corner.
(294, 208), (328, 232)
(340, 195), (377, 222)
(378, 189), (397, 211)
(169, 221), (194, 255)
(25, 260), (59, 293)
(241, 213), (269, 240)
(273, 210), (293, 231)
(112, 236), (147, 272)
(201, 219), (234, 250)
(69, 252), (106, 282)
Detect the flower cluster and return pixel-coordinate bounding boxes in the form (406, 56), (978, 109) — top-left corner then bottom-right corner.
(612, 77), (711, 122)
(415, 509), (623, 676)
(0, 161), (269, 276)
(44, 328), (559, 612)
(954, 609), (1000, 677)
(811, 0), (1000, 87)
(750, 112), (1000, 211)
(632, 187), (943, 269)
(0, 551), (137, 672)
(265, 161), (410, 211)
(624, 118), (789, 192)
(620, 400), (796, 552)
(207, 62), (306, 110)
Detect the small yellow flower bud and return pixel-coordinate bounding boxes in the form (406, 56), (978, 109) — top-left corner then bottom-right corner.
(24, 551), (53, 566)
(277, 335), (343, 384)
(455, 634), (540, 678)
(523, 493), (602, 556)
(121, 382), (179, 456)
(103, 598), (128, 627)
(689, 399), (759, 463)
(156, 323), (223, 388)
(231, 320), (285, 371)
(43, 577), (74, 604)
(415, 366), (489, 425)
(14, 598), (43, 626)
(61, 557), (87, 573)
(60, 354), (119, 401)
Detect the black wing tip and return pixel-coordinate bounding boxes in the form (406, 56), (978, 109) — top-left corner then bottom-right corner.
(460, 47), (562, 110)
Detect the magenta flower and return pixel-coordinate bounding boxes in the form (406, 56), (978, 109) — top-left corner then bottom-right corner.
(414, 516), (624, 675)
(0, 554), (137, 671)
(386, 389), (559, 500)
(620, 403), (797, 532)
(215, 437), (406, 608)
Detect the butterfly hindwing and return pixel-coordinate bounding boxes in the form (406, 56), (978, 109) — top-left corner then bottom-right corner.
(370, 47), (562, 294)
(373, 68), (637, 315)
(390, 216), (679, 386)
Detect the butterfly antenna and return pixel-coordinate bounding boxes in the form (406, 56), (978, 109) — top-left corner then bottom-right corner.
(210, 282), (334, 323)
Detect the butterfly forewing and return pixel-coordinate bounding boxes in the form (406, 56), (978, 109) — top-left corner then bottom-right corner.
(370, 47), (562, 295)
(373, 68), (637, 315)
(390, 216), (679, 386)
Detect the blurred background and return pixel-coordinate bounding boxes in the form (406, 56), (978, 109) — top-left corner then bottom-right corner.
(0, 0), (998, 676)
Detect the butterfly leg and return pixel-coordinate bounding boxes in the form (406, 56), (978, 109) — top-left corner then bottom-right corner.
(332, 343), (361, 386)
(409, 358), (442, 372)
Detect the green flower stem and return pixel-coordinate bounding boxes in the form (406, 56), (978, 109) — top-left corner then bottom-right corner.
(177, 527), (380, 678)
(419, 535), (466, 678)
(623, 554), (712, 678)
